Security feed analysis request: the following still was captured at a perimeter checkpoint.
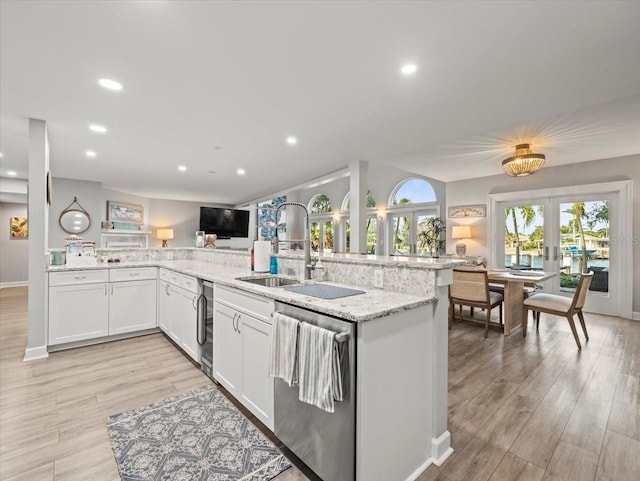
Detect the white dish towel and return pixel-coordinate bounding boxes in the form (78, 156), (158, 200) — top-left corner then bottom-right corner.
(298, 323), (343, 413)
(268, 312), (300, 387)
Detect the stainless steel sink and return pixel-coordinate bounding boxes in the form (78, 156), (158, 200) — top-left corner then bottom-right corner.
(236, 275), (302, 288)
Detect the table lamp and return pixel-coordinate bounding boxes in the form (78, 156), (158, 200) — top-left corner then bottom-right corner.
(157, 228), (174, 247)
(452, 225), (471, 256)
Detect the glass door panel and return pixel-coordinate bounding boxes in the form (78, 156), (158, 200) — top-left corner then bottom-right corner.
(366, 217), (377, 254)
(558, 200), (610, 296)
(391, 214), (411, 255)
(502, 204), (545, 270)
(322, 220), (334, 253)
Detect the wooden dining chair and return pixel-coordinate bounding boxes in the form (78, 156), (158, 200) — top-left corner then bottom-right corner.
(449, 269), (503, 338)
(522, 272), (593, 349)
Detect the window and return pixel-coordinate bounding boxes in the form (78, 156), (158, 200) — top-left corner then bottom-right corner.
(390, 178), (436, 206)
(388, 178), (439, 256)
(342, 190), (377, 254)
(308, 194), (334, 253)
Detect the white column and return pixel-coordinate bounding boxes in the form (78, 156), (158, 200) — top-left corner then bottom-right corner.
(25, 118), (50, 361)
(349, 160), (368, 254)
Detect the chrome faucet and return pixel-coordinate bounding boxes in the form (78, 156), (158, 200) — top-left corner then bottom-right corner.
(272, 202), (315, 280)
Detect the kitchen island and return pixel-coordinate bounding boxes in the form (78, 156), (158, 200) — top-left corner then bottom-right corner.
(44, 248), (461, 481)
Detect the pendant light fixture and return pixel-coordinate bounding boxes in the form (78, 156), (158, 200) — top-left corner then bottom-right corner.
(502, 143), (546, 177)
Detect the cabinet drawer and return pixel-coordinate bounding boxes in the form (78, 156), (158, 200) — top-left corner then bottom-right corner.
(178, 274), (198, 293)
(159, 268), (177, 283)
(215, 284), (274, 323)
(109, 267), (157, 282)
(49, 269), (108, 286)
(159, 268), (197, 293)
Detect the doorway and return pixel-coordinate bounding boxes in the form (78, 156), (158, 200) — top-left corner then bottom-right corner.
(490, 181), (632, 318)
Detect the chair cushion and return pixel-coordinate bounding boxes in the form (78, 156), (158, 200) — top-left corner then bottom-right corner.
(524, 293), (571, 313)
(489, 291), (503, 304)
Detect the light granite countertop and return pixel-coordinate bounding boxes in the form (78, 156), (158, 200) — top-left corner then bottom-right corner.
(47, 260), (437, 322)
(274, 251), (464, 269)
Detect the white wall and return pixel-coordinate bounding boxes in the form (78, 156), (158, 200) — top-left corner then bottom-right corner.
(445, 154), (640, 313)
(148, 198), (252, 248)
(49, 178), (104, 248)
(48, 178), (252, 249)
(0, 202), (29, 285)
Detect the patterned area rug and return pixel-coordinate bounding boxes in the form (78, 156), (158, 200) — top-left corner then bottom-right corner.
(107, 385), (291, 480)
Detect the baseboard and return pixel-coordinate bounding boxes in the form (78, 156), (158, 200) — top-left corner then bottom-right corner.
(633, 311), (640, 321)
(0, 281), (28, 289)
(431, 430), (454, 466)
(23, 346), (49, 361)
(405, 458), (434, 481)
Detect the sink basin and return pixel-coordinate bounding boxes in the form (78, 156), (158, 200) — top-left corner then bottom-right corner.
(236, 276), (302, 288)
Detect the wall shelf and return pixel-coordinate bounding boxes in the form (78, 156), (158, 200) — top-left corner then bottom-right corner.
(100, 230), (151, 248)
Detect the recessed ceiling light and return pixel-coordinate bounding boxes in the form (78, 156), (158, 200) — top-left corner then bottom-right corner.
(98, 78), (123, 91)
(7, 171), (17, 176)
(213, 146), (222, 150)
(178, 165), (187, 172)
(89, 124), (107, 133)
(237, 168), (246, 176)
(85, 150), (97, 158)
(401, 63), (418, 76)
(286, 136), (297, 145)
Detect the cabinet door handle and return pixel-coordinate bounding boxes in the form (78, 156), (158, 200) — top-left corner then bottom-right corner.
(232, 313), (237, 333)
(192, 296), (197, 310)
(130, 273), (140, 277)
(74, 275), (86, 280)
(111, 284), (114, 295)
(236, 314), (241, 334)
(553, 246), (559, 261)
(544, 246), (549, 261)
(165, 284), (170, 296)
(104, 285), (107, 295)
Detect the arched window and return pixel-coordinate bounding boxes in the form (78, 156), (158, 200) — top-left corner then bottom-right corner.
(342, 190), (376, 210)
(309, 194), (332, 214)
(308, 194), (334, 253)
(387, 178), (440, 256)
(389, 178), (436, 206)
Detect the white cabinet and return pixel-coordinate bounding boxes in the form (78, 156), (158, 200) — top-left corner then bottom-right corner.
(48, 268), (157, 346)
(213, 302), (242, 392)
(109, 280), (157, 335)
(239, 313), (274, 428)
(157, 269), (201, 363)
(49, 282), (109, 345)
(214, 285), (274, 430)
(109, 268), (157, 335)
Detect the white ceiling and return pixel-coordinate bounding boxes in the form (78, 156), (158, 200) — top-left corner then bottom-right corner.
(1, 1), (639, 204)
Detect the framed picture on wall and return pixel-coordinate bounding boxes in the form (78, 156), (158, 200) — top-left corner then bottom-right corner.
(448, 204), (486, 218)
(10, 217), (28, 238)
(107, 201), (144, 225)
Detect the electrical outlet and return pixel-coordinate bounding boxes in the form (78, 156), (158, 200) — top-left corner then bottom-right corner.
(374, 269), (384, 288)
(167, 251), (174, 260)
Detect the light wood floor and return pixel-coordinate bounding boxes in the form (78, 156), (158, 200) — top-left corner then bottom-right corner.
(1, 287), (638, 481)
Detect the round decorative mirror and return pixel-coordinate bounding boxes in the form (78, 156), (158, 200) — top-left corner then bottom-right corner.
(59, 197), (91, 235)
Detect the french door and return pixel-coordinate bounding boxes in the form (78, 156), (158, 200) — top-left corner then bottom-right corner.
(389, 210), (436, 255)
(490, 182), (632, 318)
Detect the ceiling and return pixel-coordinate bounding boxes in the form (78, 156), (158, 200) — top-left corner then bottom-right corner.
(1, 1), (639, 205)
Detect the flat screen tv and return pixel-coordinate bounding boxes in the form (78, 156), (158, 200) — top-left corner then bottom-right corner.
(199, 207), (250, 238)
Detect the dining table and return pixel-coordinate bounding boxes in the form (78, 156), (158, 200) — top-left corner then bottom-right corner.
(487, 269), (557, 335)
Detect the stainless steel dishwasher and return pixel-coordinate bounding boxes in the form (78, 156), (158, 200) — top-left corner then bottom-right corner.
(273, 301), (356, 481)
